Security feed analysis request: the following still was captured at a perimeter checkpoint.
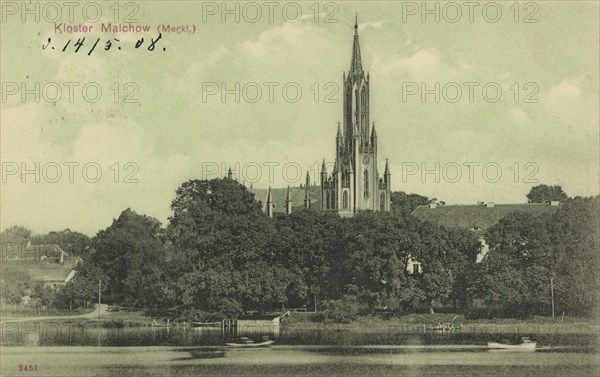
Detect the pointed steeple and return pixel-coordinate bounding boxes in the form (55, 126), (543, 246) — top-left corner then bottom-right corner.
(384, 159), (391, 191)
(304, 189), (311, 210)
(285, 186), (293, 215)
(320, 159), (327, 185)
(304, 172), (311, 209)
(336, 122), (342, 139)
(371, 122), (377, 139)
(266, 187), (273, 218)
(350, 13), (363, 78)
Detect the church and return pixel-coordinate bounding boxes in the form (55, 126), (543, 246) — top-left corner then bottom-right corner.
(248, 20), (392, 217)
(320, 19), (392, 217)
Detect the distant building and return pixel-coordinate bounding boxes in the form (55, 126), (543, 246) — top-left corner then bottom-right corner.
(248, 173), (321, 216)
(411, 201), (561, 262)
(406, 257), (422, 275)
(411, 202), (561, 235)
(23, 258), (79, 289)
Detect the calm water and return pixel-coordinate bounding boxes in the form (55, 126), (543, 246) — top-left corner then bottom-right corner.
(1, 345), (598, 377)
(1, 325), (598, 377)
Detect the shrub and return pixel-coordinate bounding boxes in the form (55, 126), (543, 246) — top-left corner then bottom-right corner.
(318, 297), (359, 324)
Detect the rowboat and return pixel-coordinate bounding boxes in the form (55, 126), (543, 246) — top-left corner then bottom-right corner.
(226, 337), (274, 348)
(487, 337), (536, 351)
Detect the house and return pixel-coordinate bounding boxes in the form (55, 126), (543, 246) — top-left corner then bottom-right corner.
(411, 202), (560, 235)
(26, 259), (79, 288)
(235, 312), (288, 336)
(411, 201), (561, 262)
(406, 257), (422, 274)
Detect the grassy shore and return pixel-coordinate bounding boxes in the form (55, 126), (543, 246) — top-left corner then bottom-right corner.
(283, 313), (600, 335)
(4, 307), (597, 335)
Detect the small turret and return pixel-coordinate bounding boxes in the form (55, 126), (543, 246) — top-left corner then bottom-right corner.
(304, 172), (311, 209)
(285, 186), (293, 215)
(227, 167), (233, 180)
(320, 159), (327, 185)
(371, 122), (377, 139)
(384, 159), (391, 187)
(266, 187), (274, 218)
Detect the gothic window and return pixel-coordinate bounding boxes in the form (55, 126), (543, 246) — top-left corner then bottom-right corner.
(355, 89), (360, 125)
(364, 170), (369, 198)
(325, 191), (330, 209)
(380, 193), (386, 211)
(330, 192), (335, 209)
(343, 191), (349, 209)
(361, 90), (367, 132)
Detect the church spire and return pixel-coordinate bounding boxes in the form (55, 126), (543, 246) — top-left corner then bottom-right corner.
(350, 13), (363, 78)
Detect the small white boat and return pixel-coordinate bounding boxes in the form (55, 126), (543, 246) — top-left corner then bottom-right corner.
(226, 337), (274, 348)
(487, 337), (536, 351)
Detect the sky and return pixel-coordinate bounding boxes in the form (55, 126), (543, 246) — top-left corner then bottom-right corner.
(1, 1), (599, 235)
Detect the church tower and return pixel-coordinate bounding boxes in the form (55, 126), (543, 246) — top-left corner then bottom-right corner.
(321, 16), (392, 216)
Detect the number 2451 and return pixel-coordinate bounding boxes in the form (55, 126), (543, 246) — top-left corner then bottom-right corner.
(18, 364), (38, 372)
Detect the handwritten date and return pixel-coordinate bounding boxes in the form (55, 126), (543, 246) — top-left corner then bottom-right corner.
(42, 34), (166, 55)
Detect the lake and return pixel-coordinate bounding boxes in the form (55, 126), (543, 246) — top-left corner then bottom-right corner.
(1, 324), (598, 376)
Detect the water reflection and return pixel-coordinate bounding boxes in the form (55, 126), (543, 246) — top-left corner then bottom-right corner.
(1, 320), (597, 353)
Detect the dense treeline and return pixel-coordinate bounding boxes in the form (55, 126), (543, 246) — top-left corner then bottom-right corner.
(3, 179), (598, 320)
(467, 196), (600, 318)
(71, 179), (481, 320)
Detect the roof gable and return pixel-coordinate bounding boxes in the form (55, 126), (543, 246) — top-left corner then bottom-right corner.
(411, 203), (560, 232)
(247, 186), (321, 213)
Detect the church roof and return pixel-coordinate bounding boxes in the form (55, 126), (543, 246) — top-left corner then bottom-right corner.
(248, 186), (321, 213)
(411, 202), (560, 233)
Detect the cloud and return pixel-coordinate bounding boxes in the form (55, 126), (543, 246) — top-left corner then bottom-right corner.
(372, 48), (443, 79)
(358, 20), (387, 31)
(239, 21), (325, 59)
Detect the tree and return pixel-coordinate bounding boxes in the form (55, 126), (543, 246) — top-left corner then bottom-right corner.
(83, 208), (167, 307)
(391, 192), (430, 217)
(30, 283), (57, 309)
(166, 179), (293, 318)
(407, 222), (480, 313)
(0, 263), (31, 305)
(467, 212), (555, 317)
(1, 225), (32, 248)
(549, 196), (600, 317)
(31, 229), (91, 257)
(526, 184), (568, 203)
